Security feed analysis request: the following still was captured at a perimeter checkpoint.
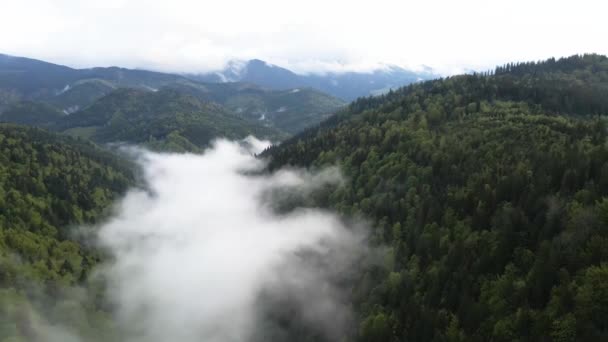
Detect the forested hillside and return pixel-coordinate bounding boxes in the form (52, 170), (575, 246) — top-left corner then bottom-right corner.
(2, 54), (607, 342)
(38, 88), (285, 152)
(0, 124), (134, 341)
(265, 54), (608, 341)
(0, 102), (65, 129)
(164, 81), (346, 133)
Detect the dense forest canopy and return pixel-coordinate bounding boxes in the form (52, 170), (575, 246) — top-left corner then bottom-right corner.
(0, 54), (608, 341)
(163, 81), (346, 134)
(0, 102), (65, 129)
(54, 88), (287, 151)
(0, 124), (134, 341)
(265, 54), (608, 341)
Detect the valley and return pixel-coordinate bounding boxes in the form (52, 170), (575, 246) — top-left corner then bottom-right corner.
(0, 50), (607, 341)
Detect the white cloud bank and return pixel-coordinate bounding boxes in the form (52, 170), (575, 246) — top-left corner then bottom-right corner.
(0, 0), (606, 75)
(94, 138), (365, 341)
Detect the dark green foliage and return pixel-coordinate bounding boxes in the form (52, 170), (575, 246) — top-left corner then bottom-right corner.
(164, 81), (346, 133)
(0, 124), (133, 341)
(0, 101), (65, 128)
(56, 88), (287, 151)
(266, 54), (608, 341)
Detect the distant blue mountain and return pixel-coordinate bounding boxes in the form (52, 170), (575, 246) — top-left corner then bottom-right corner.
(0, 53), (345, 134)
(188, 59), (437, 101)
(0, 53), (184, 112)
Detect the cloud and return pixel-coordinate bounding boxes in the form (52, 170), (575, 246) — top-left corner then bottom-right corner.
(93, 137), (366, 341)
(0, 0), (605, 74)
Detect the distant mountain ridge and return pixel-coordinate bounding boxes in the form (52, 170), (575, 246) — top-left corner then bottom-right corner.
(0, 53), (183, 112)
(188, 59), (437, 101)
(0, 53), (345, 136)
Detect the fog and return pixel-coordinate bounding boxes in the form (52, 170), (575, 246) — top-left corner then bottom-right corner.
(91, 137), (365, 341)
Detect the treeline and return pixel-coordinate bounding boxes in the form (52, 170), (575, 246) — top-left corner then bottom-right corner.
(265, 55), (608, 341)
(347, 54), (608, 117)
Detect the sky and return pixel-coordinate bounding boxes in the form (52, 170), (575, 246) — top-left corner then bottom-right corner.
(0, 0), (606, 75)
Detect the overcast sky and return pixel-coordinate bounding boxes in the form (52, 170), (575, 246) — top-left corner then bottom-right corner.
(0, 0), (605, 75)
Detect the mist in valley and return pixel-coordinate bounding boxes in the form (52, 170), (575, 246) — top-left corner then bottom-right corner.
(41, 137), (368, 342)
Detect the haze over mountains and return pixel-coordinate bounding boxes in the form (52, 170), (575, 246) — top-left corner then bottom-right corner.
(189, 59), (437, 101)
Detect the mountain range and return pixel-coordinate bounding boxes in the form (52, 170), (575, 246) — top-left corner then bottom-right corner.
(0, 53), (348, 142)
(187, 59), (436, 101)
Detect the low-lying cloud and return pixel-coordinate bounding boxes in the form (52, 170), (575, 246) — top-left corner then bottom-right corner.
(93, 137), (365, 341)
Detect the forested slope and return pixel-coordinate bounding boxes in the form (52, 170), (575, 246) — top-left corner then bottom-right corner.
(164, 81), (346, 134)
(0, 102), (65, 129)
(0, 125), (134, 341)
(265, 54), (608, 341)
(56, 88), (286, 151)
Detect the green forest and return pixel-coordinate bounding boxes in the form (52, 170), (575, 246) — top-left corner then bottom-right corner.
(0, 125), (133, 341)
(265, 54), (608, 341)
(0, 54), (607, 341)
(55, 88), (287, 152)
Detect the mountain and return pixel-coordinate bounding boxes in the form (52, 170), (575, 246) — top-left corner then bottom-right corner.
(188, 59), (437, 101)
(163, 81), (346, 133)
(264, 54), (608, 341)
(0, 124), (134, 341)
(47, 78), (117, 113)
(193, 59), (301, 87)
(0, 101), (66, 128)
(0, 53), (183, 112)
(0, 53), (345, 135)
(55, 88), (287, 151)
